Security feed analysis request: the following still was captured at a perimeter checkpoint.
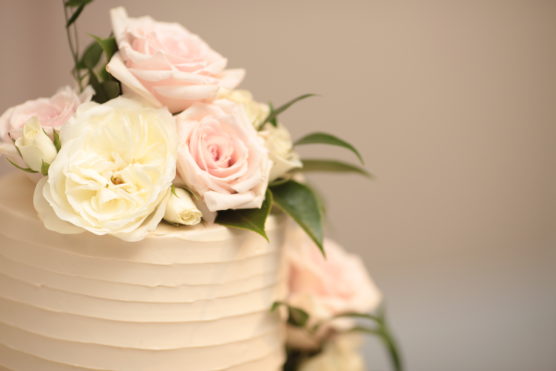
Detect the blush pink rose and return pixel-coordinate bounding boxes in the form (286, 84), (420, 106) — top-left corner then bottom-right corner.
(0, 86), (92, 159)
(175, 99), (271, 212)
(107, 7), (245, 114)
(285, 227), (382, 349)
(287, 227), (382, 322)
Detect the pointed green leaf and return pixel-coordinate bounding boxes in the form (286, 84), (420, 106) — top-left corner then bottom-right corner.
(76, 41), (102, 70)
(295, 132), (364, 164)
(65, 0), (92, 7)
(92, 35), (118, 61)
(215, 190), (273, 241)
(263, 93), (317, 126)
(300, 159), (372, 178)
(66, 4), (86, 27)
(270, 180), (324, 254)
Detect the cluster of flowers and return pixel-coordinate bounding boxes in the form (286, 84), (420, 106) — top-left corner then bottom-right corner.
(0, 4), (401, 370)
(0, 7), (305, 242)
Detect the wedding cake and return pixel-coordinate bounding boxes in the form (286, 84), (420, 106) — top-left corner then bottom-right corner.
(0, 3), (400, 371)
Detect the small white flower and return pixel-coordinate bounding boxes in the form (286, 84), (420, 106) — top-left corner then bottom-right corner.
(164, 188), (202, 226)
(259, 123), (302, 181)
(15, 118), (57, 172)
(33, 97), (177, 241)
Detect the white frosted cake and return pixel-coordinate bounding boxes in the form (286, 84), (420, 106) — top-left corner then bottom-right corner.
(0, 173), (287, 371)
(0, 4), (397, 371)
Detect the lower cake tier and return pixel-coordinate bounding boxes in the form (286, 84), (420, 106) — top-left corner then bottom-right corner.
(0, 173), (287, 371)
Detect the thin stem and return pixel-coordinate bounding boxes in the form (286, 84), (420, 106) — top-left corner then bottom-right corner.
(62, 1), (83, 91)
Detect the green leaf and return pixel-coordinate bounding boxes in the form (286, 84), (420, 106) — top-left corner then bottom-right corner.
(215, 190), (273, 241)
(6, 159), (38, 174)
(300, 159), (372, 178)
(295, 132), (364, 164)
(66, 4), (86, 27)
(65, 0), (92, 7)
(270, 180), (324, 254)
(88, 69), (109, 103)
(92, 35), (118, 61)
(101, 79), (121, 101)
(76, 41), (102, 70)
(263, 93), (317, 126)
(270, 301), (310, 328)
(339, 308), (404, 371)
(52, 130), (62, 152)
(40, 161), (50, 176)
(267, 102), (278, 127)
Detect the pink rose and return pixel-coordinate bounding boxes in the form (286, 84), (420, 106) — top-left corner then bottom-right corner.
(285, 227), (382, 349)
(287, 228), (382, 322)
(0, 86), (92, 159)
(107, 7), (245, 114)
(175, 99), (271, 212)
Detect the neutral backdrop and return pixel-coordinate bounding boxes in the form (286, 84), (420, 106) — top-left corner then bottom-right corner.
(1, 1), (555, 370)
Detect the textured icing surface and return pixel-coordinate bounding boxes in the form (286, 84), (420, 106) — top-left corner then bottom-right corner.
(0, 173), (286, 371)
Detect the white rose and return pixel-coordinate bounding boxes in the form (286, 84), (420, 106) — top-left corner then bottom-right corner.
(218, 89), (269, 128)
(14, 118), (57, 172)
(33, 97), (177, 242)
(164, 188), (202, 226)
(259, 123), (302, 181)
(299, 334), (365, 371)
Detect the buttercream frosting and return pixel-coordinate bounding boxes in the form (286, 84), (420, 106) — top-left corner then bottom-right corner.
(0, 172), (287, 371)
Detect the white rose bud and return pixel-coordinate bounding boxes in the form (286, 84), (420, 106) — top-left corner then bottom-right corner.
(15, 118), (57, 172)
(164, 187), (203, 226)
(259, 123), (302, 181)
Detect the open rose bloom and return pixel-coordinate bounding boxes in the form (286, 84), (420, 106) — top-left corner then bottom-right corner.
(107, 7), (244, 113)
(176, 99), (271, 211)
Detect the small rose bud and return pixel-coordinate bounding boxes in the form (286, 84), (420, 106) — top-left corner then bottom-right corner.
(15, 118), (57, 172)
(164, 187), (203, 226)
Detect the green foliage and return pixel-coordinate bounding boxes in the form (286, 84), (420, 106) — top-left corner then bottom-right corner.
(271, 301), (310, 328)
(92, 35), (118, 61)
(40, 161), (50, 176)
(6, 159), (37, 174)
(295, 132), (364, 164)
(215, 190), (273, 241)
(300, 158), (372, 178)
(77, 36), (120, 103)
(334, 308), (404, 371)
(270, 180), (324, 254)
(52, 130), (62, 152)
(76, 42), (102, 70)
(260, 93), (317, 129)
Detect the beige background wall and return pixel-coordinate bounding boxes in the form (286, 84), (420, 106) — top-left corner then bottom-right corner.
(1, 1), (555, 370)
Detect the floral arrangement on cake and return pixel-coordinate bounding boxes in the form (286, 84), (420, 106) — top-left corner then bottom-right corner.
(0, 2), (403, 370)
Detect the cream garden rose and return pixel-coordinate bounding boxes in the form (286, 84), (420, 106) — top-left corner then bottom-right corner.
(33, 97), (177, 241)
(175, 99), (271, 212)
(259, 123), (302, 181)
(0, 86), (91, 159)
(107, 7), (244, 114)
